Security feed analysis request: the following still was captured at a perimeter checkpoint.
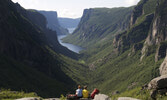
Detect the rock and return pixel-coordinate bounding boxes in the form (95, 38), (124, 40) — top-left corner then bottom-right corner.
(158, 88), (167, 95)
(16, 97), (42, 100)
(118, 97), (140, 100)
(112, 91), (120, 95)
(93, 94), (111, 100)
(148, 74), (167, 89)
(80, 98), (91, 100)
(159, 55), (167, 75)
(44, 98), (60, 100)
(141, 84), (148, 90)
(150, 89), (157, 100)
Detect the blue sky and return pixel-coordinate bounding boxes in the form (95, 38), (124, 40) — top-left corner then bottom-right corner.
(11, 0), (140, 18)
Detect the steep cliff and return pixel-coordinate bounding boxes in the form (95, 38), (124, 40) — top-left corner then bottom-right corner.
(0, 0), (87, 97)
(58, 17), (80, 29)
(39, 11), (69, 35)
(63, 7), (133, 48)
(14, 3), (78, 59)
(141, 0), (167, 62)
(114, 0), (157, 54)
(79, 0), (163, 95)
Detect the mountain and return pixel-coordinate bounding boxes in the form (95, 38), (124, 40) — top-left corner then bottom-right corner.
(58, 17), (80, 29)
(14, 4), (78, 59)
(0, 0), (88, 97)
(61, 0), (167, 98)
(84, 0), (162, 95)
(38, 11), (69, 35)
(62, 7), (133, 48)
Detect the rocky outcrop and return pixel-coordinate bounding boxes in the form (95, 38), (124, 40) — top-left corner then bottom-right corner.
(118, 97), (140, 100)
(94, 94), (111, 100)
(148, 75), (167, 89)
(130, 0), (149, 27)
(39, 11), (68, 35)
(148, 75), (167, 99)
(159, 55), (167, 75)
(58, 17), (80, 29)
(141, 0), (167, 61)
(113, 13), (154, 54)
(16, 97), (42, 100)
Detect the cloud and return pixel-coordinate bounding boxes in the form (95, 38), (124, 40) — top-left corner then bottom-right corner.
(125, 0), (140, 6)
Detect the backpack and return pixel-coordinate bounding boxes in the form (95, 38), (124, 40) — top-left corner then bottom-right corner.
(91, 89), (99, 99)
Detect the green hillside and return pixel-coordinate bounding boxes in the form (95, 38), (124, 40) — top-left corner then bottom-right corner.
(62, 0), (167, 99)
(0, 0), (88, 97)
(1, 0), (167, 99)
(63, 7), (133, 48)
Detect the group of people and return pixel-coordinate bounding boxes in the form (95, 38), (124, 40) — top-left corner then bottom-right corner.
(76, 85), (89, 99)
(75, 85), (99, 99)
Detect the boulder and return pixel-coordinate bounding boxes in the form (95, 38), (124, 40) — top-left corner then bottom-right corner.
(118, 97), (140, 100)
(93, 94), (111, 100)
(16, 97), (42, 100)
(44, 98), (60, 100)
(148, 74), (167, 89)
(150, 89), (157, 100)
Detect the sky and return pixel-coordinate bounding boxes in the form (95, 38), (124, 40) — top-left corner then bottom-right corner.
(11, 0), (140, 18)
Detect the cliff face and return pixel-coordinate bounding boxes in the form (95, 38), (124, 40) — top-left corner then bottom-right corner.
(141, 0), (167, 61)
(63, 7), (133, 47)
(14, 3), (78, 59)
(130, 0), (149, 27)
(58, 17), (80, 29)
(113, 0), (157, 54)
(39, 11), (69, 35)
(140, 0), (167, 75)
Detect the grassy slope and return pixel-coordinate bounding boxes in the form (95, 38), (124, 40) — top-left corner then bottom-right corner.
(0, 89), (39, 100)
(63, 7), (133, 48)
(0, 0), (88, 98)
(75, 0), (162, 96)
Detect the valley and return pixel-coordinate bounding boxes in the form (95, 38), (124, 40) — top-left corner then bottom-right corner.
(1, 0), (167, 100)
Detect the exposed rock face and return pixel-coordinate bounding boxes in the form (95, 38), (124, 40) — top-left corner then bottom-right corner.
(141, 0), (167, 61)
(39, 11), (68, 35)
(94, 94), (111, 100)
(148, 74), (167, 89)
(148, 74), (167, 99)
(118, 97), (140, 100)
(159, 55), (167, 75)
(130, 0), (149, 27)
(16, 97), (42, 100)
(113, 13), (154, 53)
(58, 17), (80, 29)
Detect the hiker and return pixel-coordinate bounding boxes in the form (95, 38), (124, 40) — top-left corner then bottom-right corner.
(76, 85), (83, 99)
(82, 86), (89, 98)
(91, 88), (99, 99)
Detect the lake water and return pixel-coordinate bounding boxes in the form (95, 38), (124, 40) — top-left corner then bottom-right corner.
(58, 35), (84, 54)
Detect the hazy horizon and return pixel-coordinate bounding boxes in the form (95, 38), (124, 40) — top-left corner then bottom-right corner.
(11, 0), (140, 18)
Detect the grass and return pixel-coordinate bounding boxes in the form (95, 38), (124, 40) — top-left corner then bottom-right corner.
(0, 89), (39, 100)
(111, 87), (151, 100)
(111, 87), (167, 100)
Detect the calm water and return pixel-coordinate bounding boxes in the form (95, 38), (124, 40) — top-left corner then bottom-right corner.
(58, 35), (84, 54)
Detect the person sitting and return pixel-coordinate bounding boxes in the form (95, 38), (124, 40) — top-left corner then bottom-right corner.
(76, 85), (83, 99)
(82, 86), (89, 98)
